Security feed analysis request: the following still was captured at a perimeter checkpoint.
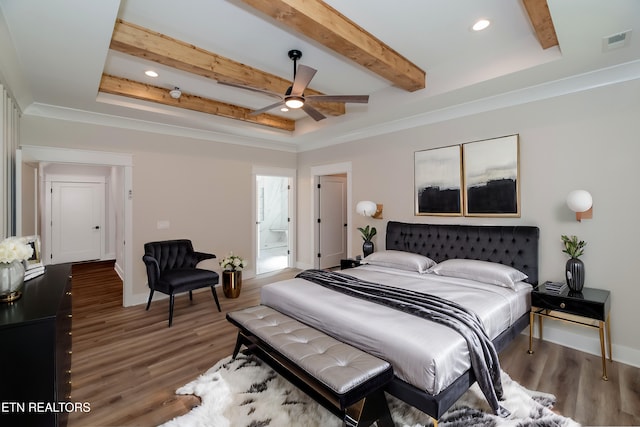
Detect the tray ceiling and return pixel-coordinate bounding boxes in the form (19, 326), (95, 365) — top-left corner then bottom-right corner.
(0, 0), (638, 151)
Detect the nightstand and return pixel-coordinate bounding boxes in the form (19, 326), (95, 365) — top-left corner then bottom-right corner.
(340, 259), (361, 270)
(528, 283), (612, 380)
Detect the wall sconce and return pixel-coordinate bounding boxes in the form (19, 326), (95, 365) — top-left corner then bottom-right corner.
(566, 190), (593, 222)
(356, 200), (383, 219)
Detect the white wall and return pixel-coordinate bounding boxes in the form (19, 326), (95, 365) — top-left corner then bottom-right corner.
(14, 70), (640, 368)
(19, 116), (297, 305)
(297, 78), (640, 367)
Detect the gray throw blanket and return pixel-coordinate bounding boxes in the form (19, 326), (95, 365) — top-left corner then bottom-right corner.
(296, 269), (510, 417)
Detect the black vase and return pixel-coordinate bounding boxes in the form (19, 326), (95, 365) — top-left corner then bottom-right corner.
(565, 258), (585, 292)
(363, 241), (374, 258)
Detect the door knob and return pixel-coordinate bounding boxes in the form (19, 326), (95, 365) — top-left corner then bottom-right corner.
(94, 226), (100, 229)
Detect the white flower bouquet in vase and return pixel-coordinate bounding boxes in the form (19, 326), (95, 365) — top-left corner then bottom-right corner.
(220, 253), (247, 298)
(0, 237), (34, 302)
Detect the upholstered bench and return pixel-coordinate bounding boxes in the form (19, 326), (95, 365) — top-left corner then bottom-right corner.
(227, 305), (394, 427)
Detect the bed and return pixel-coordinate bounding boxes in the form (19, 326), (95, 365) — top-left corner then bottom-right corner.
(260, 221), (539, 420)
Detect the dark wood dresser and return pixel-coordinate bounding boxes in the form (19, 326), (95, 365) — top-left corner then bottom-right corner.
(0, 263), (72, 427)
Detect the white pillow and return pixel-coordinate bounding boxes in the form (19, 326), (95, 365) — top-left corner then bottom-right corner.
(363, 250), (436, 273)
(428, 259), (528, 289)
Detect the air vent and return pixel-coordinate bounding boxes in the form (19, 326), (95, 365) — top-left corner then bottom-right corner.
(602, 30), (632, 52)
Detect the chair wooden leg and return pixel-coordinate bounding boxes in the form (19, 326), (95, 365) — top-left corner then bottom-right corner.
(211, 285), (221, 312)
(146, 289), (154, 311)
(168, 294), (175, 327)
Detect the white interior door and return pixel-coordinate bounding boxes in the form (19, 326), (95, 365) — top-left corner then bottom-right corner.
(318, 175), (347, 269)
(51, 182), (103, 264)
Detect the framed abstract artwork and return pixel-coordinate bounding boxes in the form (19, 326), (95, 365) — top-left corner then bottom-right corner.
(414, 145), (463, 216)
(463, 134), (520, 217)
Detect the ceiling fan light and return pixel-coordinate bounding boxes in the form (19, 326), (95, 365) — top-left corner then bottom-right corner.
(472, 19), (491, 31)
(285, 97), (304, 109)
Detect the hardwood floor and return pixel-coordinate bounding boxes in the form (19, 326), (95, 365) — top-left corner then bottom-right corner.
(68, 261), (640, 426)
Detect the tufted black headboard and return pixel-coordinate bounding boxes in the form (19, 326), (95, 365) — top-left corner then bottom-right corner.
(385, 221), (539, 285)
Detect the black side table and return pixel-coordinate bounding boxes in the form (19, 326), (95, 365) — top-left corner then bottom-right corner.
(528, 283), (612, 380)
(340, 259), (361, 270)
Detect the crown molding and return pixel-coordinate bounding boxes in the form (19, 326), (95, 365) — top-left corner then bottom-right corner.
(297, 59), (640, 151)
(22, 102), (299, 153)
(21, 60), (640, 154)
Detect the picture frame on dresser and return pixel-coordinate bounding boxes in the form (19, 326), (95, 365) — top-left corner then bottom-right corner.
(414, 145), (463, 216)
(463, 134), (520, 217)
(23, 235), (45, 280)
(23, 235), (42, 267)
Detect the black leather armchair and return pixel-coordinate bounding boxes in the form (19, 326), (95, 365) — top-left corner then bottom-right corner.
(142, 239), (221, 327)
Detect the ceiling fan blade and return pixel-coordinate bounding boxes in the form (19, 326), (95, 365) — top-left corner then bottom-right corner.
(249, 100), (285, 116)
(218, 81), (283, 100)
(306, 94), (369, 104)
(301, 103), (326, 121)
(291, 65), (317, 96)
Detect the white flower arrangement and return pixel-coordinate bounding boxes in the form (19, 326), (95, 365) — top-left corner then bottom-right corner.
(0, 237), (34, 264)
(219, 252), (248, 272)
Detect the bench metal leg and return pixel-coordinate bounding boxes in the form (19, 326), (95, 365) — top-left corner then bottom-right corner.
(344, 390), (392, 427)
(232, 332), (245, 359)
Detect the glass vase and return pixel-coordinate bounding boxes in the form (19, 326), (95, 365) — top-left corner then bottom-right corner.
(0, 260), (26, 303)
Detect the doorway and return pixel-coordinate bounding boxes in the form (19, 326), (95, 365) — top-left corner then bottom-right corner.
(17, 146), (134, 306)
(253, 167), (295, 275)
(50, 181), (104, 264)
(310, 162), (352, 270)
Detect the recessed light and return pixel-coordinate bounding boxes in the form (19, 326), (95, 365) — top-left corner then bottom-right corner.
(280, 107), (289, 112)
(145, 70), (159, 77)
(472, 19), (491, 31)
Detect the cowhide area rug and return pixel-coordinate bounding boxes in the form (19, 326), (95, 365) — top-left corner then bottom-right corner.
(160, 354), (580, 427)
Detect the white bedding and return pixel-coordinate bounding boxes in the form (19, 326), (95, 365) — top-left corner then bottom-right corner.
(260, 264), (531, 395)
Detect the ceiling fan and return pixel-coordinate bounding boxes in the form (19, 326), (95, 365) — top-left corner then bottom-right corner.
(219, 50), (369, 121)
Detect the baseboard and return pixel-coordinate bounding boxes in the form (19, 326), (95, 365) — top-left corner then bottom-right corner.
(128, 291), (154, 307)
(114, 261), (124, 281)
(296, 261), (314, 270)
(530, 322), (640, 369)
(125, 273), (640, 368)
(127, 270), (258, 308)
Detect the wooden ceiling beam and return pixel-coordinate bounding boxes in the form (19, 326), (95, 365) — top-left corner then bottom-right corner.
(99, 74), (295, 132)
(522, 0), (559, 49)
(238, 0), (425, 92)
(109, 20), (344, 117)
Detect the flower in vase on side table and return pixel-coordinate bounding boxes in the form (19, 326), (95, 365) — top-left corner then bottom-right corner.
(561, 234), (586, 292)
(220, 253), (247, 298)
(0, 237), (34, 302)
(358, 225), (377, 258)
